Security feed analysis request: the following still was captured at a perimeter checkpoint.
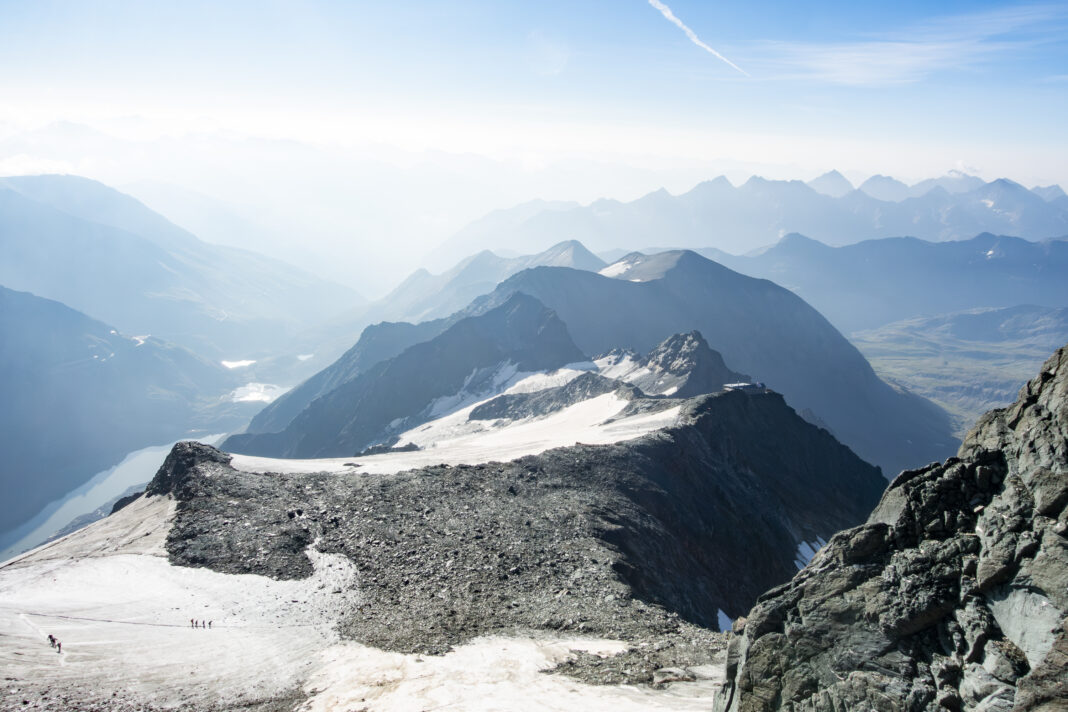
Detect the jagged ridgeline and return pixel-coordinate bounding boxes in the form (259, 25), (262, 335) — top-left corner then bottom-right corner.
(718, 345), (1068, 711)
(234, 250), (958, 477)
(157, 389), (885, 663)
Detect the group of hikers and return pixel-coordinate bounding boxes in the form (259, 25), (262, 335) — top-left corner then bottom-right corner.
(46, 634), (61, 653)
(190, 619), (212, 628)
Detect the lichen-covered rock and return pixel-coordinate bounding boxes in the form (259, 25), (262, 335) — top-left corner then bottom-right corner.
(717, 345), (1068, 711)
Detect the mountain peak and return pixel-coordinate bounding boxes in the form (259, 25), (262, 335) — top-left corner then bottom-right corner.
(807, 170), (854, 198)
(859, 174), (911, 202)
(535, 240), (606, 271)
(775, 232), (826, 250)
(641, 331), (749, 397)
(1032, 184), (1067, 202)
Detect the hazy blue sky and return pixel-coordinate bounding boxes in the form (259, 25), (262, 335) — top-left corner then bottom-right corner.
(3, 0), (1066, 169)
(1, 1), (1066, 290)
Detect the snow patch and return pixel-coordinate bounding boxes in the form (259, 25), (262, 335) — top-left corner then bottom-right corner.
(594, 353), (651, 384)
(232, 397), (682, 477)
(424, 362), (521, 419)
(598, 258), (638, 279)
(221, 359), (256, 369)
(503, 363), (596, 395)
(0, 497), (360, 709)
(302, 636), (720, 712)
(230, 382), (289, 403)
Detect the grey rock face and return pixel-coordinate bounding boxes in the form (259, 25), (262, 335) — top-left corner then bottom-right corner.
(154, 388), (885, 684)
(617, 330), (749, 398)
(717, 345), (1068, 712)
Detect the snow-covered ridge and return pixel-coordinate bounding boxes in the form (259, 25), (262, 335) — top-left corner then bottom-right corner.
(231, 359), (687, 476)
(232, 392), (681, 477)
(598, 256), (641, 278)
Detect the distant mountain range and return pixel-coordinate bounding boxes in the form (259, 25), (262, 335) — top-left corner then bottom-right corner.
(0, 285), (252, 536)
(293, 240), (607, 375)
(431, 173), (1068, 263)
(235, 250), (957, 477)
(701, 232), (1068, 333)
(0, 175), (363, 359)
(372, 240), (605, 324)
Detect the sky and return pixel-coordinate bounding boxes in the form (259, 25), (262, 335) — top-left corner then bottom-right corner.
(1, 0), (1066, 293)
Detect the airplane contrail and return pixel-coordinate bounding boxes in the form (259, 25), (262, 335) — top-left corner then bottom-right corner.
(648, 0), (749, 77)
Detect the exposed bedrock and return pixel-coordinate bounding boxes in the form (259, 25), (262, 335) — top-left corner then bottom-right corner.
(718, 344), (1068, 712)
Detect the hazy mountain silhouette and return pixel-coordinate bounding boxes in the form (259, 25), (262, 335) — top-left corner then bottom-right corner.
(292, 240), (606, 381)
(0, 285), (250, 536)
(702, 233), (1068, 333)
(0, 175), (363, 359)
(371, 240), (604, 324)
(432, 173), (1068, 260)
(858, 174), (911, 201)
(806, 170), (853, 198)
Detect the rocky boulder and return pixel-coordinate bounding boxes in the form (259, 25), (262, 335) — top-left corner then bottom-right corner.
(717, 345), (1068, 711)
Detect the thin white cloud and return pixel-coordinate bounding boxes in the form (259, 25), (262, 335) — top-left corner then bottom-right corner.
(749, 3), (1068, 86)
(647, 0), (749, 77)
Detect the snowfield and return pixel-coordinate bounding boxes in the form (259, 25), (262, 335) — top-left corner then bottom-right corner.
(0, 477), (725, 710)
(0, 361), (727, 709)
(232, 389), (681, 477)
(0, 495), (358, 709)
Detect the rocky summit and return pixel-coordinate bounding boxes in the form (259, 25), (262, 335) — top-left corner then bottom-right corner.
(156, 387), (884, 685)
(717, 345), (1068, 711)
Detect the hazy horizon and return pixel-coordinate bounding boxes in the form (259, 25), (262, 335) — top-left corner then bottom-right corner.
(2, 0), (1067, 294)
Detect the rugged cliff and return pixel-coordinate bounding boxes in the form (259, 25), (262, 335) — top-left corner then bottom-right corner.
(718, 345), (1068, 711)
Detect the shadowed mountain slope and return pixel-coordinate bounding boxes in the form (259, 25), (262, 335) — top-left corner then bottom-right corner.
(0, 285), (248, 536)
(225, 293), (585, 458)
(704, 232), (1068, 333)
(0, 175), (361, 358)
(468, 251), (956, 476)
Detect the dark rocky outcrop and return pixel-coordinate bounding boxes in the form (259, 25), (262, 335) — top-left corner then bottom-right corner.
(625, 330), (749, 397)
(717, 345), (1068, 711)
(157, 388), (885, 683)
